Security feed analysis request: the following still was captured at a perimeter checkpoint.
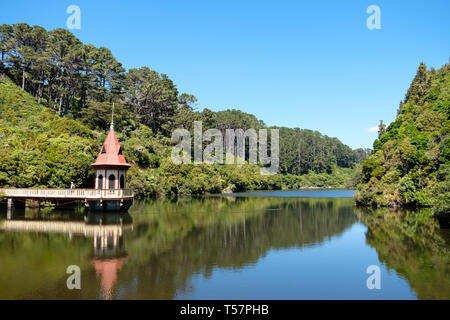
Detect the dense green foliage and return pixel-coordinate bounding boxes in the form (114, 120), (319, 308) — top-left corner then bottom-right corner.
(0, 23), (366, 197)
(0, 75), (98, 188)
(355, 62), (450, 216)
(0, 74), (361, 197)
(277, 126), (368, 174)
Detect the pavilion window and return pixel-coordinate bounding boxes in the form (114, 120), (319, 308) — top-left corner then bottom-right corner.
(120, 175), (125, 189)
(109, 174), (115, 189)
(98, 175), (103, 189)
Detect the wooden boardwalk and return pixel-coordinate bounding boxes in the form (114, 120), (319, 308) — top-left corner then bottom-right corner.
(0, 188), (134, 201)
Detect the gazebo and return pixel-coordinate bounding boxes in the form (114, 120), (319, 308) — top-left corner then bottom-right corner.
(89, 120), (132, 211)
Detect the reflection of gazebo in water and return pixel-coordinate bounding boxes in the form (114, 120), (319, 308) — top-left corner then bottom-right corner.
(92, 257), (127, 300)
(0, 212), (133, 300)
(86, 213), (132, 300)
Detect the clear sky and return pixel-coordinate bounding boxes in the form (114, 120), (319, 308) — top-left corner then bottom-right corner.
(1, 0), (449, 149)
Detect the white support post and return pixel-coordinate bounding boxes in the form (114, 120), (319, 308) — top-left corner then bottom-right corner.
(6, 198), (13, 220)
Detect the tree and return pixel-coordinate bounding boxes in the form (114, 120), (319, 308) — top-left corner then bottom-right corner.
(404, 62), (431, 103)
(6, 23), (34, 90)
(378, 120), (386, 138)
(124, 67), (178, 134)
(0, 24), (13, 69)
(88, 46), (125, 102)
(47, 28), (83, 115)
(171, 93), (198, 131)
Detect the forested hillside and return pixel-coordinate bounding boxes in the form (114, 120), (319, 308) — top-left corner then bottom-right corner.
(0, 23), (367, 197)
(355, 62), (450, 216)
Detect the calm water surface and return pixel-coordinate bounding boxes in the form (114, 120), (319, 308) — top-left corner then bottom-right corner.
(0, 190), (449, 299)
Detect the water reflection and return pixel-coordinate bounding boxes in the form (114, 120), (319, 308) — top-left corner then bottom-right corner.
(0, 194), (449, 299)
(356, 207), (450, 300)
(0, 210), (132, 299)
(102, 197), (358, 299)
(86, 213), (132, 300)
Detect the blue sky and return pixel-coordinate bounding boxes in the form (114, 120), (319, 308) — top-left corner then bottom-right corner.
(1, 0), (449, 149)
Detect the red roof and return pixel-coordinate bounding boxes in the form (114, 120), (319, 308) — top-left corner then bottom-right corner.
(91, 128), (131, 168)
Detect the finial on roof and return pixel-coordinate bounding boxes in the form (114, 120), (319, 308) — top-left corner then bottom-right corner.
(110, 103), (115, 130)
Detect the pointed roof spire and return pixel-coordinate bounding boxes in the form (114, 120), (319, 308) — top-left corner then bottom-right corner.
(91, 104), (131, 169)
(110, 103), (115, 130)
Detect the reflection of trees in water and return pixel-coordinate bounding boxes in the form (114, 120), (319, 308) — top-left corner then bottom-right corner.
(0, 212), (132, 299)
(117, 197), (357, 299)
(0, 231), (93, 299)
(2, 198), (449, 299)
(357, 207), (450, 300)
(0, 198), (358, 299)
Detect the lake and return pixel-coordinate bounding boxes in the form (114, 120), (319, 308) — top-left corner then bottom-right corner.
(0, 190), (449, 299)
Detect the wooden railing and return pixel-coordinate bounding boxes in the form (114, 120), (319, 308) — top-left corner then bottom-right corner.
(0, 188), (134, 200)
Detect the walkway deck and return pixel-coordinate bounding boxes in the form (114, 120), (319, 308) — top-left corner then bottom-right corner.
(0, 188), (134, 201)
